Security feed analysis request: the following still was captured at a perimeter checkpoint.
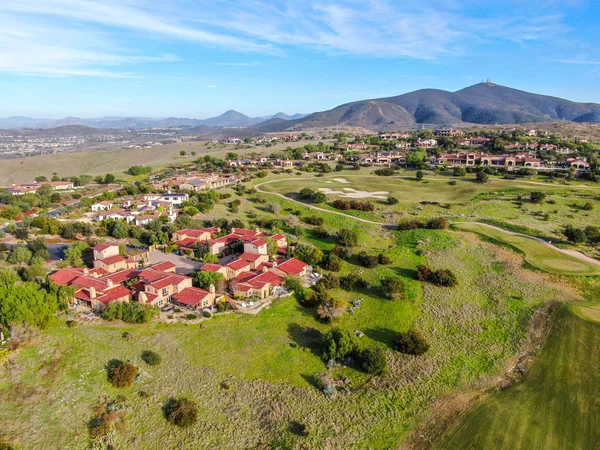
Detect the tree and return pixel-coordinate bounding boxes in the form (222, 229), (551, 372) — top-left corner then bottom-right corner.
(564, 225), (587, 243)
(452, 166), (467, 177)
(0, 267), (20, 287)
(475, 171), (489, 183)
(336, 229), (358, 247)
(102, 302), (157, 323)
(31, 237), (50, 261)
(360, 347), (387, 375)
(8, 245), (32, 265)
(195, 271), (225, 291)
(163, 397), (199, 428)
(0, 282), (60, 328)
(294, 244), (323, 266)
(104, 173), (115, 184)
(323, 253), (342, 271)
(63, 242), (90, 267)
(530, 191), (546, 203)
(264, 237), (279, 255)
(226, 152), (239, 161)
(395, 330), (429, 355)
(415, 170), (424, 181)
(180, 151), (187, 156)
(111, 221), (130, 239)
(387, 196), (399, 205)
(381, 276), (406, 300)
(37, 184), (52, 196)
(108, 361), (138, 387)
(321, 328), (358, 362)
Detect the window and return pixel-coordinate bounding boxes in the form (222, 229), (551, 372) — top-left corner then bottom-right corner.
(162, 288), (168, 296)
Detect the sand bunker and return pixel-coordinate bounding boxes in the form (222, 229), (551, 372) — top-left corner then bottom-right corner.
(319, 187), (389, 199)
(333, 178), (351, 184)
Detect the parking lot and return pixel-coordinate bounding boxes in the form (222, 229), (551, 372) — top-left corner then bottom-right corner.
(147, 250), (203, 274)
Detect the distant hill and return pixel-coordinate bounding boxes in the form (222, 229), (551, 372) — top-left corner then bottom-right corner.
(0, 111), (307, 130)
(259, 83), (600, 132)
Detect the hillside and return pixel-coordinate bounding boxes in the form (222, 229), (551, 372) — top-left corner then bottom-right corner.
(259, 83), (600, 132)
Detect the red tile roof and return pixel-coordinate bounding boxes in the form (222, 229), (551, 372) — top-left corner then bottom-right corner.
(94, 243), (116, 251)
(98, 255), (126, 265)
(201, 263), (223, 272)
(173, 287), (211, 307)
(239, 252), (263, 262)
(276, 258), (308, 276)
(175, 238), (198, 248)
(99, 285), (131, 304)
(147, 261), (177, 272)
(102, 269), (139, 284)
(226, 258), (252, 271)
(50, 268), (85, 285)
(249, 239), (267, 247)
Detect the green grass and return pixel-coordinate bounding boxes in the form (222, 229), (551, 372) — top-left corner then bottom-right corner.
(435, 304), (600, 450)
(453, 222), (600, 276)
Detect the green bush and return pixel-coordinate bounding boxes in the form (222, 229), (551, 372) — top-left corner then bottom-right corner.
(321, 328), (358, 362)
(395, 330), (429, 355)
(141, 350), (162, 366)
(102, 302), (157, 324)
(163, 397), (199, 428)
(107, 361), (138, 388)
(360, 347), (387, 375)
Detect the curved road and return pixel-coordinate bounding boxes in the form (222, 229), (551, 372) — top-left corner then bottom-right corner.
(255, 179), (600, 268)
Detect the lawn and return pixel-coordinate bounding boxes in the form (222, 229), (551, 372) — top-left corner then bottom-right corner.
(0, 230), (573, 449)
(435, 304), (600, 450)
(452, 222), (600, 276)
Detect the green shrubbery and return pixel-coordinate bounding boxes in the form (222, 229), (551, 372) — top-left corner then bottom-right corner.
(163, 397), (199, 427)
(102, 302), (157, 324)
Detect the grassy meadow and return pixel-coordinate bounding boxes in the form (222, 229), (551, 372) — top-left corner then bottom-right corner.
(452, 222), (600, 276)
(0, 225), (578, 449)
(436, 304), (600, 450)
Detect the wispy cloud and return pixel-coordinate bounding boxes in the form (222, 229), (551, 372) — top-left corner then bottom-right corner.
(0, 0), (578, 77)
(203, 84), (217, 88)
(557, 59), (600, 65)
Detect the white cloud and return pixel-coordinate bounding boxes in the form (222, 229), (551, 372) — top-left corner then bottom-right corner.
(557, 59), (600, 65)
(0, 0), (577, 77)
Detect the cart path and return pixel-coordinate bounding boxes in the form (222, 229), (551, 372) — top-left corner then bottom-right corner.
(256, 179), (600, 268)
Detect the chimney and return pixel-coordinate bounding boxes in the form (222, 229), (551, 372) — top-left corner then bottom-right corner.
(89, 287), (96, 299)
(209, 284), (215, 294)
(107, 279), (113, 287)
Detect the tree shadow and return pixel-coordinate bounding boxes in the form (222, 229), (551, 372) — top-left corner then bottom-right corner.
(364, 327), (397, 349)
(392, 267), (418, 279)
(287, 322), (323, 351)
(300, 373), (322, 389)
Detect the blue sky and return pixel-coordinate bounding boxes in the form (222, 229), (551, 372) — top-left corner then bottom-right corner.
(1, 0), (600, 119)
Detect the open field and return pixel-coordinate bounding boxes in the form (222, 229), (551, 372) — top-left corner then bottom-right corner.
(0, 139), (321, 185)
(435, 304), (600, 450)
(0, 228), (576, 449)
(452, 222), (600, 276)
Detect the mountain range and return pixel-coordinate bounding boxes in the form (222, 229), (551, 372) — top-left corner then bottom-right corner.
(257, 83), (600, 132)
(0, 111), (308, 130)
(4, 83), (600, 133)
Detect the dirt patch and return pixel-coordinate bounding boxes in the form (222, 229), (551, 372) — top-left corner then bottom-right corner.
(333, 178), (351, 184)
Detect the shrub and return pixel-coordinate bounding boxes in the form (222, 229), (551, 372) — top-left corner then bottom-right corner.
(102, 302), (157, 324)
(387, 196), (399, 205)
(475, 171), (489, 183)
(320, 273), (340, 289)
(321, 329), (358, 362)
(108, 361), (138, 388)
(357, 252), (379, 268)
(381, 276), (406, 300)
(530, 191), (546, 203)
(426, 217), (449, 229)
(415, 170), (424, 180)
(313, 226), (330, 238)
(304, 215), (325, 226)
(374, 168), (395, 176)
(417, 265), (457, 286)
(163, 397), (199, 428)
(448, 180), (457, 185)
(395, 330), (429, 355)
(141, 350), (161, 366)
(452, 166), (467, 177)
(336, 229), (358, 247)
(583, 202), (594, 211)
(332, 199), (374, 212)
(323, 253), (342, 271)
(378, 254), (392, 265)
(340, 273), (366, 291)
(360, 347), (387, 375)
